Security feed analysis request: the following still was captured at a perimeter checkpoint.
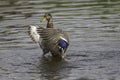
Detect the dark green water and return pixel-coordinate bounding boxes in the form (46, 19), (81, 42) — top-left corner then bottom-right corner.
(0, 0), (120, 80)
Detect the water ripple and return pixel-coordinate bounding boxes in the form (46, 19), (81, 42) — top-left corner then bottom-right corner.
(0, 0), (120, 80)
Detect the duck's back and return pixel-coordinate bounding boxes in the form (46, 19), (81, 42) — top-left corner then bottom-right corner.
(38, 28), (69, 55)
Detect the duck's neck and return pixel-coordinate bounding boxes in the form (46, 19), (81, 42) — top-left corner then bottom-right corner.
(47, 19), (53, 28)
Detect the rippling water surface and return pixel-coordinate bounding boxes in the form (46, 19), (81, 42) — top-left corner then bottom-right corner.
(0, 0), (120, 80)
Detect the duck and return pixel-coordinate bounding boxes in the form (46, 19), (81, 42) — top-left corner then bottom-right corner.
(29, 13), (69, 59)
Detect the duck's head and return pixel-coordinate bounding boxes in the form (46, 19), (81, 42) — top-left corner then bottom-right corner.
(41, 13), (53, 28)
(41, 13), (52, 22)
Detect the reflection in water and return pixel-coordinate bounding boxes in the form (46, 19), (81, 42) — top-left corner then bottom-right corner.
(37, 57), (70, 80)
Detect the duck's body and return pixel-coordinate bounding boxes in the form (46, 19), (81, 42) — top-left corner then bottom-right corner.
(29, 13), (69, 59)
(38, 27), (69, 58)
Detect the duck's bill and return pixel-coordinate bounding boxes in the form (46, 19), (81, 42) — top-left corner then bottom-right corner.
(41, 17), (46, 22)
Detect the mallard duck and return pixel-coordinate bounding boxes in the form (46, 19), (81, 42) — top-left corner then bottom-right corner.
(29, 13), (69, 59)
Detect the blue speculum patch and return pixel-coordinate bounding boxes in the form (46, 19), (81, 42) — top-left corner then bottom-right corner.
(58, 39), (68, 48)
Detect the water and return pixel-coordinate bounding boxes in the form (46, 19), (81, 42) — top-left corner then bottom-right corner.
(0, 0), (120, 80)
